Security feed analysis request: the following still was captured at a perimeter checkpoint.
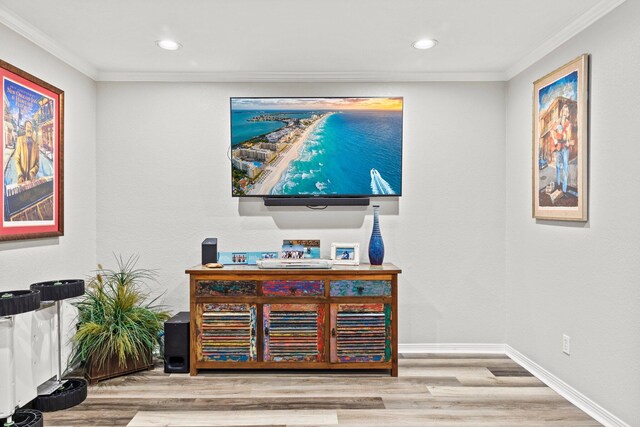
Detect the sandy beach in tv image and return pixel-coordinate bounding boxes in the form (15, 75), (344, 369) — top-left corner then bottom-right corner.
(231, 97), (403, 197)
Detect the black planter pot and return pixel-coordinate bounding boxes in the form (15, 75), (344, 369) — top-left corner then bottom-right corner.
(30, 279), (85, 302)
(0, 290), (40, 316)
(33, 378), (88, 412)
(0, 409), (43, 427)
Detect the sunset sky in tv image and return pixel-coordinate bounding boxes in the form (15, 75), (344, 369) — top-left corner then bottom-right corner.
(232, 97), (403, 111)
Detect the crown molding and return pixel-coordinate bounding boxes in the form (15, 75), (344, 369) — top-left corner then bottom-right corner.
(0, 5), (98, 80)
(506, 0), (627, 80)
(0, 0), (624, 83)
(96, 70), (508, 83)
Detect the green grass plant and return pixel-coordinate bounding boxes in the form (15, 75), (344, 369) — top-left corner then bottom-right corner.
(72, 255), (170, 369)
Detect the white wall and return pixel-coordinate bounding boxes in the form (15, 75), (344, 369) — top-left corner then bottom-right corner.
(96, 81), (507, 345)
(505, 1), (640, 425)
(0, 23), (97, 291)
(0, 23), (97, 374)
(2, 4), (638, 422)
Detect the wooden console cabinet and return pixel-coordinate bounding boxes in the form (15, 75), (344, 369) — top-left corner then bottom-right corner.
(185, 264), (401, 376)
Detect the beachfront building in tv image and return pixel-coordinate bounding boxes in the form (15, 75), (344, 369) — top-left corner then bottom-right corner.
(231, 109), (328, 195)
(231, 97), (403, 197)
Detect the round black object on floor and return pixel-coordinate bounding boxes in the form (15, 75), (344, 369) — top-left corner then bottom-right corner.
(33, 378), (88, 412)
(29, 279), (85, 302)
(0, 290), (41, 316)
(1, 409), (44, 427)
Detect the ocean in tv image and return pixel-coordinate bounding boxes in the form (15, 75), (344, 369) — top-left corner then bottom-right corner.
(231, 98), (402, 197)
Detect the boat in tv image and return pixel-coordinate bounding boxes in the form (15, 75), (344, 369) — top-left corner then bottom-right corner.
(231, 97), (402, 198)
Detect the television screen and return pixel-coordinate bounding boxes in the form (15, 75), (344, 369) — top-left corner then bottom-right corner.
(231, 97), (402, 198)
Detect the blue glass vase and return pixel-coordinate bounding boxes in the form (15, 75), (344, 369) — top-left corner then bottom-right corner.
(368, 205), (385, 265)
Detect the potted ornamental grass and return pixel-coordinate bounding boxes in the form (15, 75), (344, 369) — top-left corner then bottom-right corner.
(72, 255), (170, 384)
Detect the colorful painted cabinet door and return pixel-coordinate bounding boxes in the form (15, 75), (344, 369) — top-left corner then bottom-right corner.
(196, 303), (257, 362)
(330, 303), (391, 363)
(263, 304), (325, 362)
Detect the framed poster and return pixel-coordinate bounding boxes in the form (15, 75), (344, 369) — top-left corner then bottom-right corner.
(532, 54), (588, 221)
(1, 60), (64, 241)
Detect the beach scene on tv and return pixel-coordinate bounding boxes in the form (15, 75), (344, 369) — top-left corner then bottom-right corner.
(231, 97), (402, 196)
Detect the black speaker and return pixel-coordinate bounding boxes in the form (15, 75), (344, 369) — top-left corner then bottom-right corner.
(201, 238), (218, 265)
(164, 312), (190, 373)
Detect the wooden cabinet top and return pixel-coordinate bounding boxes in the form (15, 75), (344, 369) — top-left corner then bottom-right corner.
(186, 263), (401, 276)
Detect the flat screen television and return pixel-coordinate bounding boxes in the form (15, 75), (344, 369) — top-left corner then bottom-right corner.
(231, 97), (402, 205)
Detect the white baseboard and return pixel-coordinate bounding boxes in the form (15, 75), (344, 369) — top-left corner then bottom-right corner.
(397, 343), (629, 427)
(505, 345), (629, 427)
(398, 343), (506, 354)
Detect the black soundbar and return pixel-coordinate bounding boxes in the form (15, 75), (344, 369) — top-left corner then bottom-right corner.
(263, 197), (370, 207)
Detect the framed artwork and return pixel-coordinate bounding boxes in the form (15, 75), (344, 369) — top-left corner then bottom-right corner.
(532, 54), (588, 221)
(1, 60), (64, 241)
(217, 251), (278, 265)
(281, 239), (320, 259)
(330, 243), (360, 265)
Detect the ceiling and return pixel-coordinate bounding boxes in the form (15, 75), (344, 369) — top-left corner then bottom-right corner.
(0, 0), (624, 82)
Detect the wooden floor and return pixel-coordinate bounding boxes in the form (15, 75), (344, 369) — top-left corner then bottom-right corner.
(44, 354), (600, 426)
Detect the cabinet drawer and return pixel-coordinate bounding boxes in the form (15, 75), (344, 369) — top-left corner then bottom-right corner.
(330, 280), (391, 297)
(262, 280), (324, 297)
(195, 280), (257, 297)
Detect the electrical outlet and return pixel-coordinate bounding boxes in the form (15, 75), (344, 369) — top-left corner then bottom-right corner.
(562, 334), (571, 355)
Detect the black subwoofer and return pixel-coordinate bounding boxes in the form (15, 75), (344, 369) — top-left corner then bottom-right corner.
(164, 311), (190, 373)
(201, 238), (218, 264)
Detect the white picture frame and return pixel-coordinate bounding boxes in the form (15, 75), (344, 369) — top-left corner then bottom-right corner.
(330, 243), (360, 265)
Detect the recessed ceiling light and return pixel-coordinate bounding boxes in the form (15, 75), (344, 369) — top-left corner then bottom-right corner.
(156, 39), (182, 51)
(412, 39), (438, 50)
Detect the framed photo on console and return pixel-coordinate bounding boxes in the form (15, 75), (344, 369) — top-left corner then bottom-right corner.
(282, 239), (320, 259)
(331, 243), (360, 265)
(532, 54), (588, 221)
(1, 60), (64, 241)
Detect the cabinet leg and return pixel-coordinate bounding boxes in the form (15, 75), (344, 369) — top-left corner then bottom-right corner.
(190, 365), (197, 376)
(391, 361), (398, 377)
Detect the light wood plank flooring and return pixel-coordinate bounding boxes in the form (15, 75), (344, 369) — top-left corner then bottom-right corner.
(44, 354), (600, 426)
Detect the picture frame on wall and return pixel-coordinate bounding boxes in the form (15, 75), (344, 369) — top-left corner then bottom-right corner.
(532, 54), (588, 221)
(1, 60), (64, 241)
(330, 243), (360, 265)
